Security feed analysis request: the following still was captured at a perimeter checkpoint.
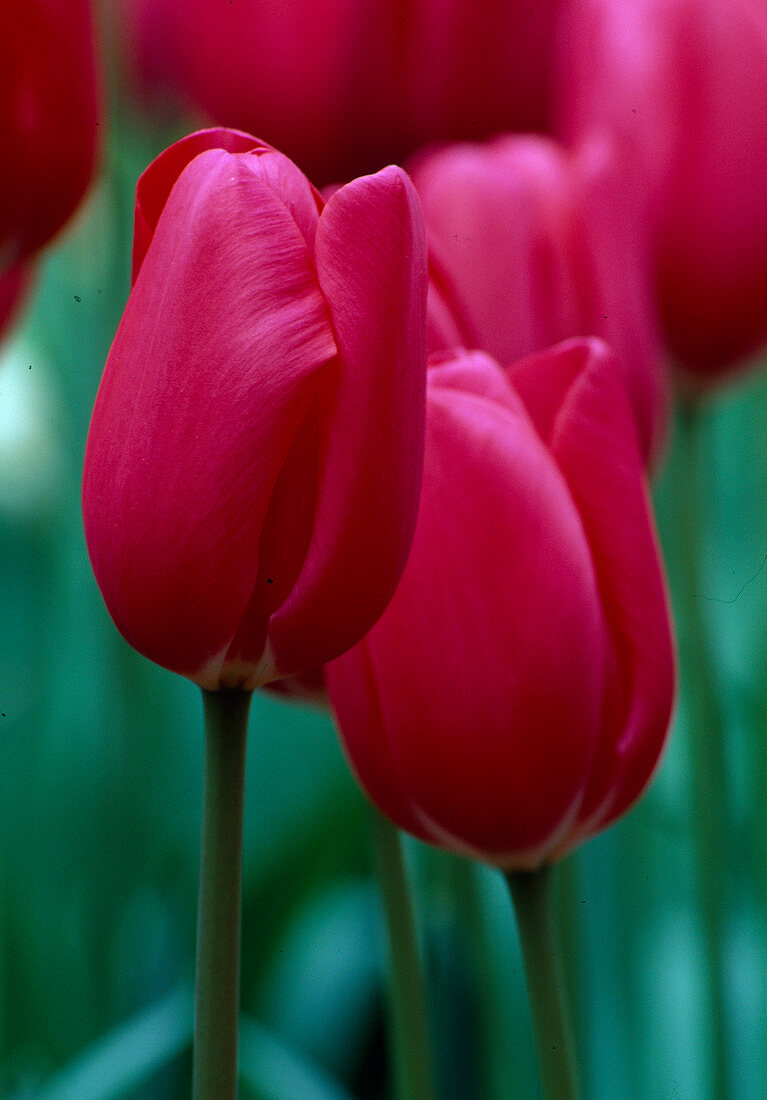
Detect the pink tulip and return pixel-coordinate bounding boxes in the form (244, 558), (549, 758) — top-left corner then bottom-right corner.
(410, 133), (667, 465)
(0, 0), (100, 269)
(326, 339), (674, 868)
(118, 0), (563, 184)
(558, 0), (767, 377)
(82, 129), (428, 689)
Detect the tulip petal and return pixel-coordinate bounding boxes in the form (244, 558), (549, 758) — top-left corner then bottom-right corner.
(512, 338), (674, 846)
(240, 150), (324, 254)
(329, 641), (435, 842)
(427, 348), (524, 414)
(328, 353), (606, 864)
(267, 166), (428, 675)
(83, 149), (337, 683)
(132, 128), (268, 282)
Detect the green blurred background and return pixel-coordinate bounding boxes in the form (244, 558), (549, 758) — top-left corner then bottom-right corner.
(1, 26), (767, 1100)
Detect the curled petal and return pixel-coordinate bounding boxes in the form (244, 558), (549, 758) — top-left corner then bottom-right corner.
(512, 338), (675, 847)
(268, 166), (428, 676)
(132, 128), (268, 282)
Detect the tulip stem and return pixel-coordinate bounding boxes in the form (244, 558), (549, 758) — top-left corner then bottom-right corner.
(192, 688), (251, 1100)
(675, 398), (730, 1099)
(506, 864), (580, 1100)
(371, 811), (435, 1100)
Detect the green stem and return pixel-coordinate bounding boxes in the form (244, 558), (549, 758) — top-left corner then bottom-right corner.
(192, 689), (251, 1100)
(506, 865), (580, 1100)
(448, 856), (522, 1099)
(674, 399), (730, 1099)
(371, 811), (434, 1100)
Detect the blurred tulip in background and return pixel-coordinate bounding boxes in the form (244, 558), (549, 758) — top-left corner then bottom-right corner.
(117, 0), (563, 184)
(412, 133), (668, 465)
(327, 339), (675, 868)
(0, 0), (100, 267)
(83, 128), (427, 690)
(0, 0), (100, 344)
(558, 0), (767, 378)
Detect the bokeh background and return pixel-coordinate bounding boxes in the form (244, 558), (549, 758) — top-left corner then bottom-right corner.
(2, 3), (766, 1098)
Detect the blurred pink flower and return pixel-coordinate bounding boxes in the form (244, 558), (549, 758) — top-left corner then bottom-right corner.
(0, 0), (100, 268)
(411, 133), (667, 464)
(558, 0), (767, 378)
(118, 0), (563, 183)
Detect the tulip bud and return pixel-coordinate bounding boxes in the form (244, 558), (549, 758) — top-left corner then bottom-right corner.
(82, 129), (428, 690)
(326, 339), (675, 868)
(0, 0), (100, 269)
(410, 133), (667, 465)
(558, 0), (767, 377)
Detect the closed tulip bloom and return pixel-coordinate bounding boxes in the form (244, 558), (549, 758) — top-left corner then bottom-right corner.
(411, 133), (667, 465)
(558, 0), (767, 377)
(1, 0), (100, 268)
(82, 129), (427, 690)
(326, 339), (674, 868)
(118, 0), (562, 185)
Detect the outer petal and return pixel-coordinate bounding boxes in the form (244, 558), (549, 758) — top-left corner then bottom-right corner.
(327, 351), (606, 866)
(83, 150), (337, 684)
(132, 128), (268, 282)
(511, 338), (675, 849)
(0, 0), (100, 264)
(240, 150), (324, 254)
(267, 166), (428, 676)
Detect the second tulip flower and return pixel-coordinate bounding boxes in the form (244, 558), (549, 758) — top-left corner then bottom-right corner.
(326, 339), (675, 867)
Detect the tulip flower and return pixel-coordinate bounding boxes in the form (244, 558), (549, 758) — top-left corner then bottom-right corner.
(118, 0), (563, 184)
(557, 0), (767, 377)
(326, 339), (675, 868)
(1, 0), (100, 269)
(82, 128), (428, 690)
(410, 133), (667, 465)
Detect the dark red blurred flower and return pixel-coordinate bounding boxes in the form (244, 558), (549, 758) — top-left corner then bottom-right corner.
(326, 339), (674, 868)
(0, 0), (100, 270)
(0, 264), (32, 341)
(411, 133), (667, 465)
(558, 0), (767, 378)
(119, 0), (563, 184)
(83, 130), (428, 689)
